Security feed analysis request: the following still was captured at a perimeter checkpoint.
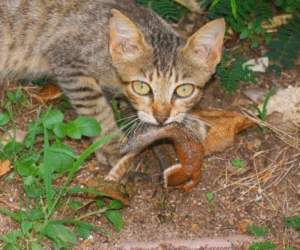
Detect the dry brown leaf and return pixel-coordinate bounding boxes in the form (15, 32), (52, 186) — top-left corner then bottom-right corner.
(33, 81), (62, 103)
(237, 219), (253, 234)
(0, 160), (11, 177)
(261, 170), (271, 182)
(190, 109), (256, 155)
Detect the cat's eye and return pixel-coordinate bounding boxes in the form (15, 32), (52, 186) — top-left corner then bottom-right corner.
(132, 80), (151, 95)
(175, 84), (194, 98)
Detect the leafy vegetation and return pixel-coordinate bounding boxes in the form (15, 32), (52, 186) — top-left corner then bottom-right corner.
(285, 216), (300, 230)
(249, 241), (277, 250)
(231, 158), (245, 168)
(247, 223), (269, 237)
(134, 0), (188, 21)
(206, 192), (215, 213)
(266, 13), (300, 75)
(247, 87), (277, 131)
(0, 89), (124, 249)
(216, 51), (258, 94)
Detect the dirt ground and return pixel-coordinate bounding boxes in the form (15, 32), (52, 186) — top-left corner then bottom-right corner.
(1, 14), (300, 250)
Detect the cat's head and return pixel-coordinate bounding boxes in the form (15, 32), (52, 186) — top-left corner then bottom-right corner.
(109, 9), (225, 125)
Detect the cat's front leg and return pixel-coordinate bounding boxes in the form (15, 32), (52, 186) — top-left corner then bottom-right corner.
(55, 75), (123, 166)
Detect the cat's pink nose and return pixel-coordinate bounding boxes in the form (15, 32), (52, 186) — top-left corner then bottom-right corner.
(155, 115), (168, 125)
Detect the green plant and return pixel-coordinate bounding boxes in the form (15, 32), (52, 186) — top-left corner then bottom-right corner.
(210, 0), (237, 18)
(284, 247), (294, 250)
(0, 99), (125, 249)
(207, 0), (272, 32)
(231, 158), (245, 168)
(247, 87), (277, 131)
(285, 216), (300, 230)
(216, 51), (258, 93)
(266, 13), (300, 76)
(134, 0), (188, 21)
(247, 223), (269, 237)
(3, 88), (28, 109)
(276, 0), (300, 13)
(206, 192), (215, 213)
(249, 241), (277, 250)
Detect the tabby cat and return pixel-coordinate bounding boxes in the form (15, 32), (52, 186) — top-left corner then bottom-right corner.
(0, 0), (225, 166)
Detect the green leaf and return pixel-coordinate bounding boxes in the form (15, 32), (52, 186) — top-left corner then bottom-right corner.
(15, 153), (40, 177)
(23, 176), (44, 198)
(95, 198), (105, 208)
(210, 0), (220, 9)
(275, 0), (283, 6)
(247, 223), (269, 237)
(105, 210), (123, 232)
(53, 123), (68, 138)
(76, 222), (91, 239)
(15, 89), (23, 100)
(231, 158), (246, 168)
(74, 116), (101, 137)
(42, 110), (64, 129)
(0, 230), (23, 244)
(6, 91), (16, 103)
(46, 223), (77, 244)
(206, 192), (214, 201)
(250, 241), (276, 250)
(240, 29), (250, 39)
(64, 121), (82, 139)
(285, 216), (300, 229)
(49, 140), (76, 174)
(0, 113), (10, 126)
(230, 0), (237, 18)
(107, 200), (125, 210)
(27, 209), (45, 221)
(21, 221), (32, 234)
(68, 202), (82, 211)
(1, 141), (24, 160)
(31, 242), (44, 250)
(0, 208), (23, 223)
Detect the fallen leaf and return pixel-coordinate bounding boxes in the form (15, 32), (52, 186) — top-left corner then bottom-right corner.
(0, 160), (11, 177)
(237, 219), (253, 234)
(33, 81), (62, 103)
(261, 170), (271, 182)
(190, 109), (256, 155)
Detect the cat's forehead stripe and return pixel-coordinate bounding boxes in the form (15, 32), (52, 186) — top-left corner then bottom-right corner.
(148, 29), (183, 73)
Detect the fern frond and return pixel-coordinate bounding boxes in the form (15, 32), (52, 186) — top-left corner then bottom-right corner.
(266, 13), (300, 71)
(134, 0), (188, 21)
(253, 1), (273, 23)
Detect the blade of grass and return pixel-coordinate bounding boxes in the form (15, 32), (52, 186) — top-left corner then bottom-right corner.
(43, 126), (53, 211)
(47, 133), (119, 218)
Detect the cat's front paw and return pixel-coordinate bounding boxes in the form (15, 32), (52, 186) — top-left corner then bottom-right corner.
(94, 137), (122, 167)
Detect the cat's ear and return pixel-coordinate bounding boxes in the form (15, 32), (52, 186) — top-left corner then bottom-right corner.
(181, 18), (225, 72)
(109, 9), (150, 64)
